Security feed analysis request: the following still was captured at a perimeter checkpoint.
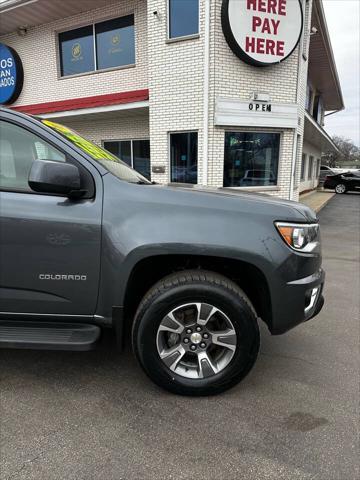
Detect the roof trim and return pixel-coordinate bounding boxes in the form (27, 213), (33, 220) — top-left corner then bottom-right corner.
(304, 111), (340, 154)
(11, 89), (149, 115)
(314, 0), (344, 111)
(39, 100), (149, 119)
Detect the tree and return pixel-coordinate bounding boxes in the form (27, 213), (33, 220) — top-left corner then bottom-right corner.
(322, 136), (360, 168)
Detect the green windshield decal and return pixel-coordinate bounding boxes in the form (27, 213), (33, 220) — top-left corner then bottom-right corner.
(42, 120), (118, 161)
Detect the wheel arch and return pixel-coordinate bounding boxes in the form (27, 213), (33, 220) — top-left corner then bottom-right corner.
(122, 253), (272, 339)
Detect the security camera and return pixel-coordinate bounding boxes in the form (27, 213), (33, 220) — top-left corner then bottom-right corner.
(310, 26), (318, 36)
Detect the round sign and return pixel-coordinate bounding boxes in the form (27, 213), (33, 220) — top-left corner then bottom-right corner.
(0, 43), (24, 104)
(221, 0), (303, 67)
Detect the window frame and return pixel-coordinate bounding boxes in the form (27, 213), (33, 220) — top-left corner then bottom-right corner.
(308, 156), (314, 180)
(56, 13), (136, 79)
(168, 130), (198, 184)
(222, 130), (282, 190)
(0, 118), (95, 198)
(300, 153), (307, 181)
(166, 0), (200, 42)
(102, 137), (150, 178)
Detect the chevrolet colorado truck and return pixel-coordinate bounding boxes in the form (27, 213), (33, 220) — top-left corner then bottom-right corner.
(0, 107), (324, 395)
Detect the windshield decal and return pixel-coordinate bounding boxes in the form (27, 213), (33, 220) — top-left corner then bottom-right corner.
(42, 120), (118, 161)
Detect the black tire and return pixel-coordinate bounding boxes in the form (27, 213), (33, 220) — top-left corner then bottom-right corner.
(335, 183), (347, 194)
(132, 270), (260, 396)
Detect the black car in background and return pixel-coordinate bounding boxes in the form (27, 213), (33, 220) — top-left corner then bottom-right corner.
(323, 171), (360, 194)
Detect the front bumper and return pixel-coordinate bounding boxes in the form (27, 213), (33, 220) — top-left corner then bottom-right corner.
(270, 268), (325, 335)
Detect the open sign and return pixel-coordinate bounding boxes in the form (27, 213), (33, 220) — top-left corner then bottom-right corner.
(221, 0), (303, 67)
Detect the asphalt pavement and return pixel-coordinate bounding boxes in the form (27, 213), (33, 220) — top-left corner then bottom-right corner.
(0, 193), (359, 480)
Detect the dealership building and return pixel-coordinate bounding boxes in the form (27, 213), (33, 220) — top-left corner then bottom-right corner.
(0, 0), (344, 200)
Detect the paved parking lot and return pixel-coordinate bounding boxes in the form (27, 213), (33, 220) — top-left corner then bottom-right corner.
(0, 194), (359, 480)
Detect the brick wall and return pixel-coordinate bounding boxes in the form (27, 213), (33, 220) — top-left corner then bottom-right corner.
(62, 111), (150, 146)
(147, 0), (205, 184)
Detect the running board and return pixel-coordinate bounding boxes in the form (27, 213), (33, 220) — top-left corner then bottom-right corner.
(0, 321), (101, 351)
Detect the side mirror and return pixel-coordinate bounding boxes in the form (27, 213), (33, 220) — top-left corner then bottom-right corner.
(29, 160), (81, 196)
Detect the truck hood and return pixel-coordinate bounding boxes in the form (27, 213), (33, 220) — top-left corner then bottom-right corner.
(159, 183), (317, 223)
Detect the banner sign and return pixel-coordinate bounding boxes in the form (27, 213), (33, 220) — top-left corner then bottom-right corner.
(0, 43), (24, 104)
(221, 0), (303, 67)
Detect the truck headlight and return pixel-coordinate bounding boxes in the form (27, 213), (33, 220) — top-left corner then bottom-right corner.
(275, 222), (320, 252)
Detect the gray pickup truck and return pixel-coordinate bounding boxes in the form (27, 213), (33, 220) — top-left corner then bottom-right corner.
(0, 107), (324, 395)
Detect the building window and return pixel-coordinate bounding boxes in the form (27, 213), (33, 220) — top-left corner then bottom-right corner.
(308, 156), (314, 179)
(59, 25), (95, 76)
(103, 139), (150, 180)
(95, 16), (135, 70)
(313, 95), (324, 125)
(59, 15), (135, 77)
(168, 0), (199, 39)
(300, 154), (307, 181)
(170, 132), (198, 184)
(305, 83), (313, 113)
(223, 132), (280, 188)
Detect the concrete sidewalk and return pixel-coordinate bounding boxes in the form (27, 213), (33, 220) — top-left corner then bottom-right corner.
(300, 189), (335, 213)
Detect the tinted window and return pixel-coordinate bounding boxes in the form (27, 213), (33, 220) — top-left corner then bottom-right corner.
(0, 121), (66, 191)
(169, 0), (199, 38)
(301, 154), (307, 180)
(95, 15), (135, 69)
(223, 132), (279, 187)
(133, 140), (151, 180)
(308, 156), (314, 179)
(103, 139), (150, 180)
(104, 140), (132, 166)
(59, 25), (95, 76)
(170, 132), (198, 184)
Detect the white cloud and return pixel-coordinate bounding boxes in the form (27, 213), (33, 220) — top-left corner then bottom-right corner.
(322, 0), (360, 146)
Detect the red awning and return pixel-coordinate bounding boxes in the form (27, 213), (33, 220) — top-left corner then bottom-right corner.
(12, 89), (149, 115)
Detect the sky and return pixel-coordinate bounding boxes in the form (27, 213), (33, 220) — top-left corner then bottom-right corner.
(322, 0), (360, 146)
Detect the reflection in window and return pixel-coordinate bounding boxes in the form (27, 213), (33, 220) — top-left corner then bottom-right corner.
(0, 121), (66, 191)
(96, 15), (135, 70)
(169, 0), (199, 39)
(170, 132), (198, 184)
(59, 25), (95, 76)
(223, 132), (280, 187)
(103, 139), (150, 180)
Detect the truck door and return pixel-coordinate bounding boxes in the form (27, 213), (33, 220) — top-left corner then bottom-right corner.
(0, 116), (102, 315)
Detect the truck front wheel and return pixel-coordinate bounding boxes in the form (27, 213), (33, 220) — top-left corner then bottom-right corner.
(132, 270), (260, 396)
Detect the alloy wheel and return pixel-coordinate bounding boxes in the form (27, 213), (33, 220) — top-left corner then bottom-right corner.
(156, 302), (237, 379)
(335, 184), (346, 194)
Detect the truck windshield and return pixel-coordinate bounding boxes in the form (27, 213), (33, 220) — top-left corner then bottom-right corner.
(42, 119), (151, 184)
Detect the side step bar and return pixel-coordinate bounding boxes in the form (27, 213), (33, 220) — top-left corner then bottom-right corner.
(0, 321), (101, 351)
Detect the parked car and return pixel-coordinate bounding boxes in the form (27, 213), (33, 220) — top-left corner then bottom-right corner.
(323, 171), (360, 194)
(319, 165), (335, 185)
(0, 107), (325, 396)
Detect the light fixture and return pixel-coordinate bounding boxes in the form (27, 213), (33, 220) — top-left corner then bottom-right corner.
(251, 92), (271, 102)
